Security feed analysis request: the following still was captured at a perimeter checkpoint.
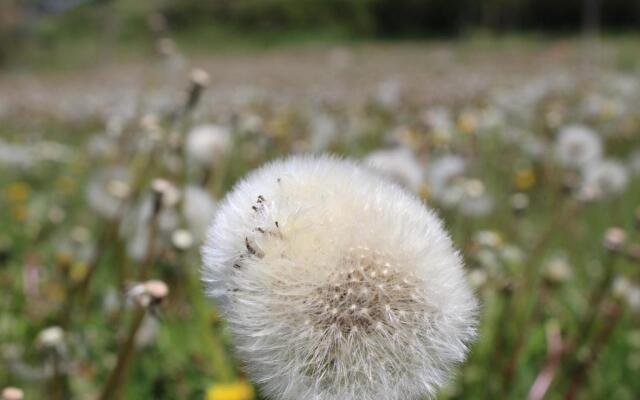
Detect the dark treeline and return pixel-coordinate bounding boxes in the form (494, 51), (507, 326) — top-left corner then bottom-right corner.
(1, 0), (639, 50)
(163, 0), (639, 35)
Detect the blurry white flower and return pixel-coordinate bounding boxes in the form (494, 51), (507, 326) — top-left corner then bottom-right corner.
(87, 134), (118, 159)
(364, 147), (424, 192)
(135, 315), (160, 348)
(36, 326), (66, 355)
(0, 139), (71, 169)
(543, 255), (573, 284)
(473, 231), (503, 248)
(1, 387), (24, 400)
(121, 194), (179, 261)
(581, 94), (624, 120)
(458, 180), (494, 218)
(85, 167), (130, 219)
(426, 155), (466, 205)
(579, 159), (629, 200)
(422, 107), (454, 143)
(613, 277), (640, 313)
(309, 113), (338, 152)
(183, 185), (217, 240)
(185, 124), (232, 167)
(171, 229), (194, 250)
(375, 78), (402, 109)
(500, 244), (525, 266)
(202, 155), (477, 400)
(554, 125), (602, 168)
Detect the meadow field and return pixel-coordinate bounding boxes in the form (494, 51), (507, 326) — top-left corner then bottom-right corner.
(1, 36), (640, 399)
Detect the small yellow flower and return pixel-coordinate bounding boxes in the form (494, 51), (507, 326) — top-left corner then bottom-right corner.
(457, 111), (477, 135)
(206, 381), (255, 400)
(5, 182), (30, 202)
(10, 205), (27, 221)
(69, 261), (89, 283)
(266, 115), (290, 139)
(514, 169), (536, 190)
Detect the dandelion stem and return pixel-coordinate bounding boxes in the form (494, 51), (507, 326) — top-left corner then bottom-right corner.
(99, 305), (147, 400)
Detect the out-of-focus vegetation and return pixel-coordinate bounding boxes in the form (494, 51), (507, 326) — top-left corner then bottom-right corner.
(1, 0), (640, 68)
(1, 1), (640, 400)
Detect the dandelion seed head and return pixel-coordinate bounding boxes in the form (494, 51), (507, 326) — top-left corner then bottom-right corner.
(202, 155), (478, 400)
(579, 159), (629, 200)
(555, 124), (602, 168)
(364, 147), (424, 192)
(185, 124), (232, 167)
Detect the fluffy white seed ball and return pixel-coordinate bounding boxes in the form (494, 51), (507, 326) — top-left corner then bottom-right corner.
(185, 124), (231, 167)
(202, 155), (478, 400)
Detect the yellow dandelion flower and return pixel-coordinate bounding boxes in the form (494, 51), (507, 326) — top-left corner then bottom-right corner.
(266, 115), (290, 139)
(206, 381), (255, 400)
(514, 169), (536, 190)
(5, 182), (30, 203)
(69, 262), (89, 283)
(10, 205), (27, 221)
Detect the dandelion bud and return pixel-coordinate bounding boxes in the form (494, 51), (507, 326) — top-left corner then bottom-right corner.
(128, 280), (169, 308)
(37, 326), (66, 354)
(510, 192), (529, 214)
(202, 155), (478, 400)
(186, 68), (210, 111)
(603, 227), (626, 252)
(171, 229), (194, 251)
(151, 179), (179, 215)
(1, 387), (23, 400)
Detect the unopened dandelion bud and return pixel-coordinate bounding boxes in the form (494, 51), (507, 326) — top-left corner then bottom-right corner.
(144, 280), (169, 302)
(603, 227), (626, 252)
(185, 68), (210, 111)
(171, 229), (194, 251)
(1, 387), (23, 400)
(128, 280), (169, 308)
(510, 192), (529, 214)
(202, 155), (478, 400)
(151, 179), (178, 215)
(37, 326), (66, 355)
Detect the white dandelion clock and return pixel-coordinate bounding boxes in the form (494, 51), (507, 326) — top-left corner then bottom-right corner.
(364, 147), (424, 192)
(554, 125), (602, 168)
(85, 166), (130, 219)
(185, 124), (232, 167)
(202, 155), (478, 400)
(579, 159), (629, 200)
(182, 185), (217, 240)
(426, 155), (466, 207)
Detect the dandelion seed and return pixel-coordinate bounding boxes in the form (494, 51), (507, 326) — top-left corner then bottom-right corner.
(202, 155), (478, 400)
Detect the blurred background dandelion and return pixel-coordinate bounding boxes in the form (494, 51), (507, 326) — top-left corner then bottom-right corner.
(1, 0), (640, 399)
